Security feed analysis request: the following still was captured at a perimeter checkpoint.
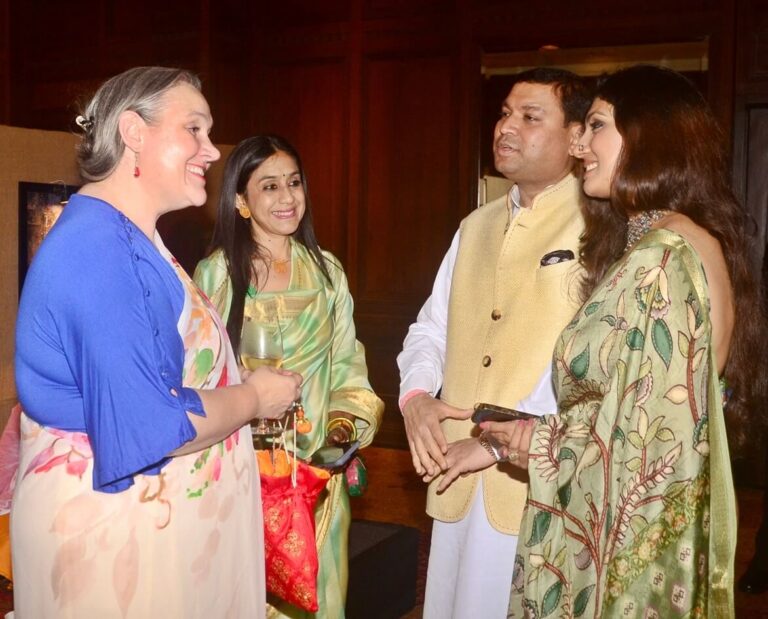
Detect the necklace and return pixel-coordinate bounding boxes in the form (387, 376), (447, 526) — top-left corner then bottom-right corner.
(251, 246), (291, 276)
(270, 257), (291, 275)
(246, 250), (291, 297)
(625, 209), (670, 251)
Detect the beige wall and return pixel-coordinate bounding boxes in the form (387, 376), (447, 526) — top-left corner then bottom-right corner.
(0, 125), (232, 430)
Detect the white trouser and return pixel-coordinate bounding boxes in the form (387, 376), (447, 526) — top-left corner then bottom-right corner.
(423, 477), (518, 619)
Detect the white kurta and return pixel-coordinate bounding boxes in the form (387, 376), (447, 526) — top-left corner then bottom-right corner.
(397, 187), (558, 618)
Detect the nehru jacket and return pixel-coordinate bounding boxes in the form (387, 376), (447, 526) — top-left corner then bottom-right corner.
(428, 173), (585, 534)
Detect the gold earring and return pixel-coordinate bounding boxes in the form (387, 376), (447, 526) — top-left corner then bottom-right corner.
(235, 194), (251, 219)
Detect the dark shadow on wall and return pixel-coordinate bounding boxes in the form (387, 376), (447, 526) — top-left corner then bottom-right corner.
(157, 208), (214, 276)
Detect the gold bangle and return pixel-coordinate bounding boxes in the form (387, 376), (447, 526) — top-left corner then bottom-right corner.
(326, 417), (357, 442)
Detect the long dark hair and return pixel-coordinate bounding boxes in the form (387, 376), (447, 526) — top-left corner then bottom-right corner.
(579, 65), (765, 446)
(208, 135), (331, 356)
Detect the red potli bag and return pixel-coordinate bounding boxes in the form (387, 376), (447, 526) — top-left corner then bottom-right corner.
(256, 449), (330, 612)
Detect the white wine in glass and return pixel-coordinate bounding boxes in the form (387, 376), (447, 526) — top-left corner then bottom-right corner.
(241, 356), (283, 372)
(240, 318), (285, 437)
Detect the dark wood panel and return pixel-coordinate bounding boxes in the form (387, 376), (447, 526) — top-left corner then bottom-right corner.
(257, 60), (349, 260)
(357, 53), (460, 308)
(730, 103), (768, 487)
(732, 1), (768, 488)
(474, 0), (721, 56)
(744, 107), (768, 278)
(0, 0), (9, 123)
(363, 0), (454, 18)
(477, 0), (721, 16)
(257, 24), (350, 63)
(737, 0), (768, 86)
(9, 2), (198, 130)
(355, 52), (464, 448)
(257, 0), (349, 25)
(205, 1), (250, 144)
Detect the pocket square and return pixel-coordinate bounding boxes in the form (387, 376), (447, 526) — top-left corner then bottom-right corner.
(540, 249), (574, 266)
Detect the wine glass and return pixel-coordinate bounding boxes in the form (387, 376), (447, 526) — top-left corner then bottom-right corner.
(240, 318), (286, 437)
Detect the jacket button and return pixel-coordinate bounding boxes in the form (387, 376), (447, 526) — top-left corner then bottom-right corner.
(491, 309), (502, 321)
(482, 355), (492, 367)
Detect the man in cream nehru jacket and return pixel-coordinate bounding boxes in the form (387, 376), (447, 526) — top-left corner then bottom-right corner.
(398, 68), (592, 618)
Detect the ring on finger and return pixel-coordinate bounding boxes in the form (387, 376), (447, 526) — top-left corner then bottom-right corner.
(507, 450), (519, 462)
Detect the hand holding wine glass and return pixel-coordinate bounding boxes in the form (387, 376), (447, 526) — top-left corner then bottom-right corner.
(240, 318), (297, 436)
(241, 366), (302, 419)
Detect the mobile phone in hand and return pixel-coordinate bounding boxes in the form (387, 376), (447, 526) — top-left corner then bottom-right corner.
(310, 441), (360, 470)
(471, 403), (538, 424)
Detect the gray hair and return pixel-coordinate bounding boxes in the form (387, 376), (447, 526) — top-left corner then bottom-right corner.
(76, 66), (202, 181)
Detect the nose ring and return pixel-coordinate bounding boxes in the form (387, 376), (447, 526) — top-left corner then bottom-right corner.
(578, 144), (584, 152)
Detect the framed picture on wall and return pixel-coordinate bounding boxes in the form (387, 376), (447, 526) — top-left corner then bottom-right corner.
(18, 181), (79, 291)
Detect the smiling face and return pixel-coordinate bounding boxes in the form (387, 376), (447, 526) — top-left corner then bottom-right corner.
(242, 150), (306, 245)
(575, 98), (623, 199)
(139, 82), (221, 212)
(493, 81), (578, 194)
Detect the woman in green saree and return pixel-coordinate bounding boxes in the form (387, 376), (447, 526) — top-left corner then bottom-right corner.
(194, 135), (384, 618)
(480, 66), (765, 618)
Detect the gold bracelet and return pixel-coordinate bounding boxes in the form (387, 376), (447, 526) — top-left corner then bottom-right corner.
(326, 417), (357, 442)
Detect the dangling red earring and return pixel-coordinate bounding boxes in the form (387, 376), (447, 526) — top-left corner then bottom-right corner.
(133, 152), (140, 178)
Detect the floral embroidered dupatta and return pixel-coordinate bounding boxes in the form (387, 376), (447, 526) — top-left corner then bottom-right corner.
(10, 237), (266, 618)
(509, 230), (736, 618)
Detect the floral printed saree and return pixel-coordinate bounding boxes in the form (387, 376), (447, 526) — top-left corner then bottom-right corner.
(11, 238), (266, 618)
(509, 230), (735, 618)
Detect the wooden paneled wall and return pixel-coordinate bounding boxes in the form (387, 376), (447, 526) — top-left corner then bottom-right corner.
(731, 0), (768, 485)
(2, 0), (249, 144)
(248, 0), (739, 447)
(247, 2), (473, 445)
(0, 0), (753, 450)
(733, 0), (768, 268)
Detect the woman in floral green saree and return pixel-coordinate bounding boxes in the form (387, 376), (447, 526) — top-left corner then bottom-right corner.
(490, 66), (766, 618)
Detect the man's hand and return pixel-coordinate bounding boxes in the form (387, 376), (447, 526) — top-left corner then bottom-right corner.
(402, 393), (472, 477)
(421, 437), (496, 492)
